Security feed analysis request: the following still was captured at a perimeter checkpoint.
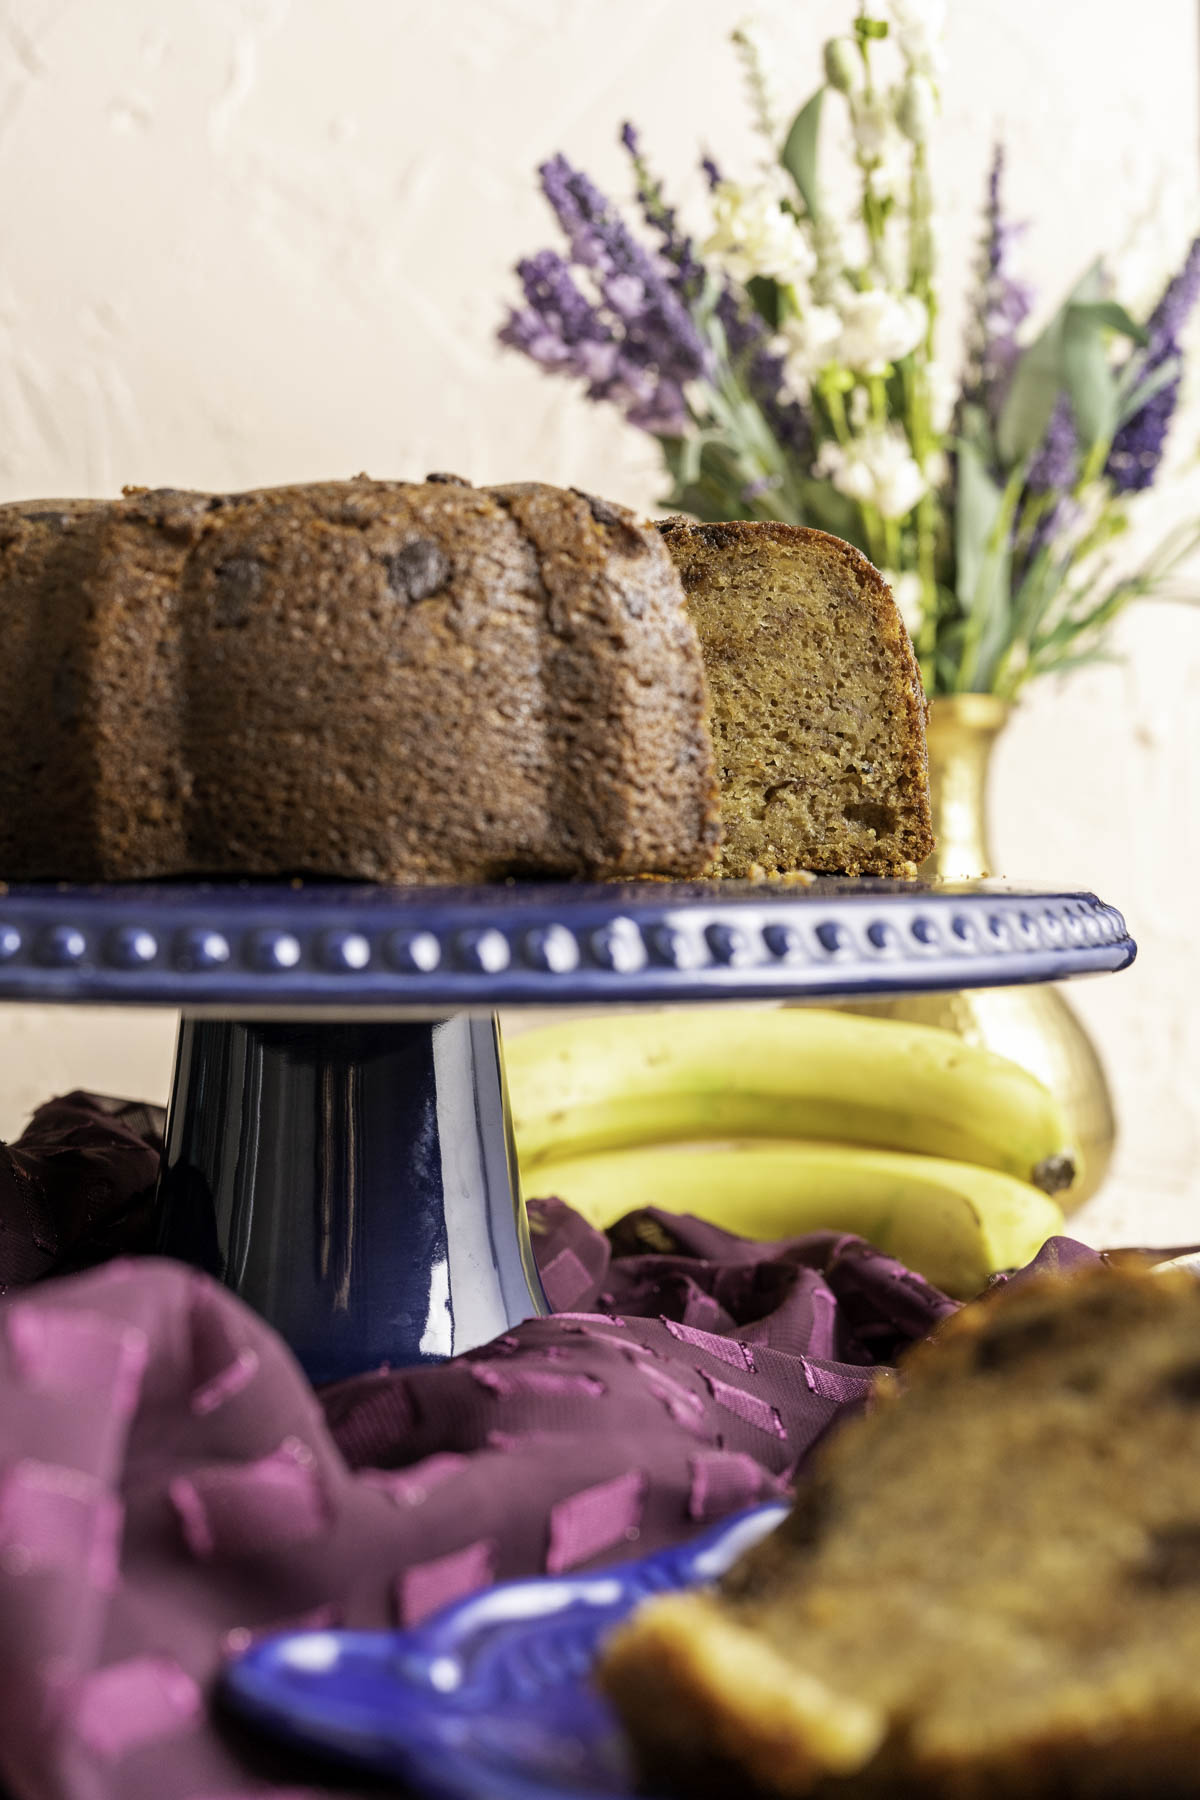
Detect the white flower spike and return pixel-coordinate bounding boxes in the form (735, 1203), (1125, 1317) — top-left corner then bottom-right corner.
(815, 430), (927, 520)
(705, 181), (816, 287)
(780, 304), (844, 386)
(836, 290), (928, 374)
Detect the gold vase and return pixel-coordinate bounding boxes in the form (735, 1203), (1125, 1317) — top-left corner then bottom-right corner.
(836, 694), (1116, 1207)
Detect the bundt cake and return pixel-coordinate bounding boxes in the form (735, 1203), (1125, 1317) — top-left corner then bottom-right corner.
(658, 518), (934, 877)
(598, 1262), (1200, 1798)
(0, 478), (719, 883)
(0, 480), (932, 883)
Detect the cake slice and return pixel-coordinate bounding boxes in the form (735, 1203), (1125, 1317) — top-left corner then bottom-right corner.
(659, 519), (934, 878)
(599, 1263), (1200, 1798)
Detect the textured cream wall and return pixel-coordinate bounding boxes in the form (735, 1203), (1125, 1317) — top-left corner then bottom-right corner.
(0, 0), (1197, 1247)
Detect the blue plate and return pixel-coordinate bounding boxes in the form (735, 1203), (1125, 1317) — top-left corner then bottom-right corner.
(0, 877), (1133, 1009)
(222, 1503), (790, 1799)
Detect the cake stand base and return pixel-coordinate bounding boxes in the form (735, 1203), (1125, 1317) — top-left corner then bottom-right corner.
(156, 1015), (547, 1386)
(0, 876), (1135, 1383)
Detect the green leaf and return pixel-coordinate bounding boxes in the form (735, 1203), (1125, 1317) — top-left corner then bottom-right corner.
(1031, 646), (1122, 681)
(854, 16), (889, 39)
(746, 276), (782, 331)
(956, 400), (996, 469)
(955, 445), (1018, 690)
(781, 87), (825, 222)
(1069, 298), (1148, 346)
(664, 429), (704, 489)
(994, 272), (1149, 468)
(1061, 305), (1117, 452)
(996, 312), (1064, 466)
(1068, 259), (1107, 305)
(1006, 538), (1069, 664)
(955, 437), (1005, 606)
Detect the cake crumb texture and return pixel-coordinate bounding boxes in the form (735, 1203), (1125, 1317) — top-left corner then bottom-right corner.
(599, 1264), (1200, 1798)
(659, 519), (933, 878)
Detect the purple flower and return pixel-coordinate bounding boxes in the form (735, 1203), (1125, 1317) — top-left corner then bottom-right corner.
(498, 137), (809, 457)
(517, 250), (610, 346)
(1015, 392), (1079, 574)
(498, 249), (615, 382)
(619, 122), (704, 300)
(742, 474), (782, 503)
(1148, 234), (1200, 343)
(499, 148), (712, 439)
(963, 145), (1036, 425)
(1106, 235), (1200, 493)
(536, 153), (709, 386)
(626, 380), (689, 434)
(1027, 392), (1077, 493)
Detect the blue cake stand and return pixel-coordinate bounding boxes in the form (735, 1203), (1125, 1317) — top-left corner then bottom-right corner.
(0, 877), (1134, 1383)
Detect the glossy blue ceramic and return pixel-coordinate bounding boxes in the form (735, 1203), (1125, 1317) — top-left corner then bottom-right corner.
(222, 1500), (791, 1800)
(0, 877), (1134, 1008)
(157, 1015), (546, 1385)
(0, 877), (1137, 1382)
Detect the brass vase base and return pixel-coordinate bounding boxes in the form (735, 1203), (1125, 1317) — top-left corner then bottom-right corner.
(835, 695), (1116, 1209)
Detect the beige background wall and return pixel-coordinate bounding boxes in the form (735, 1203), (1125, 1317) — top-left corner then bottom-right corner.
(0, 0), (1197, 1247)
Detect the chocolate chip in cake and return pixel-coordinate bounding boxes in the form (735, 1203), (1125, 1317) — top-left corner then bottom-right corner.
(570, 487), (647, 555)
(1162, 1359), (1200, 1405)
(973, 1311), (1059, 1372)
(212, 555), (264, 627)
(125, 486), (209, 542)
(425, 472), (472, 485)
(51, 661), (80, 726)
(1135, 1523), (1200, 1589)
(382, 539), (451, 603)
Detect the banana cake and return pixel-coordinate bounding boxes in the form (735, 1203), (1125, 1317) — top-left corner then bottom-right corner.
(0, 478), (719, 883)
(0, 481), (931, 883)
(658, 518), (933, 878)
(599, 1263), (1200, 1798)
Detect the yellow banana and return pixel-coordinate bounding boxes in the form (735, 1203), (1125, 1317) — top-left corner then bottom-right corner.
(523, 1140), (1065, 1300)
(505, 1009), (1077, 1194)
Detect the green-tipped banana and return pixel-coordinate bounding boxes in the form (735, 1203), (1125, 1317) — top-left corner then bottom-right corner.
(505, 1009), (1077, 1194)
(524, 1141), (1065, 1299)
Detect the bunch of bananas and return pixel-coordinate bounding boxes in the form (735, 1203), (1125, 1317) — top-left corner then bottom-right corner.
(505, 1009), (1077, 1299)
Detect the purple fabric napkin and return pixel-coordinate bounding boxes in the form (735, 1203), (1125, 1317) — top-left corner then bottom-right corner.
(0, 1094), (1099, 1800)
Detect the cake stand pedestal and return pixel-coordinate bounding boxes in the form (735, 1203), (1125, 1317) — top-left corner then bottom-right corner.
(0, 878), (1135, 1384)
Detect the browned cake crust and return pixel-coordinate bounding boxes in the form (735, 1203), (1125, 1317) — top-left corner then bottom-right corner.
(0, 478), (720, 882)
(658, 519), (933, 878)
(599, 1264), (1200, 1798)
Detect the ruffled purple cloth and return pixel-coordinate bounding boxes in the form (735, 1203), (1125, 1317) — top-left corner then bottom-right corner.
(0, 1094), (1100, 1800)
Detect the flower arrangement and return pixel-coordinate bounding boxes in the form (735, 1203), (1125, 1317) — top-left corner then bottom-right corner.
(498, 2), (1200, 698)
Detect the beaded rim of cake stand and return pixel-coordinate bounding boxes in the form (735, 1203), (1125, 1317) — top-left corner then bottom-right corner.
(0, 881), (1134, 1007)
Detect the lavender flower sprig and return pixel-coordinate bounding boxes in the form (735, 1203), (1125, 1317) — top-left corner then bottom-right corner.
(962, 145), (1035, 432)
(619, 122), (704, 301)
(498, 152), (711, 435)
(1107, 236), (1200, 492)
